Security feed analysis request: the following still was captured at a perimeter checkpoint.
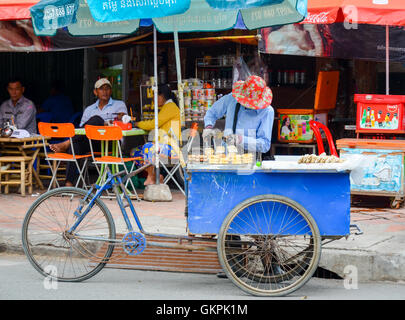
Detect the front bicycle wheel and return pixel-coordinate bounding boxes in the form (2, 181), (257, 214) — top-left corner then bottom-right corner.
(217, 194), (321, 297)
(22, 187), (116, 282)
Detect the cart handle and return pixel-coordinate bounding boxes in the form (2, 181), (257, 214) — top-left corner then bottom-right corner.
(190, 122), (199, 137)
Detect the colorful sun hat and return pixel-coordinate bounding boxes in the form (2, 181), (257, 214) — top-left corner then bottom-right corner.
(232, 75), (273, 110)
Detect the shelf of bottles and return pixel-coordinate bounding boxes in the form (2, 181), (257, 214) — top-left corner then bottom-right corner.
(195, 56), (234, 90)
(269, 69), (307, 87)
(140, 84), (162, 121)
(174, 78), (219, 122)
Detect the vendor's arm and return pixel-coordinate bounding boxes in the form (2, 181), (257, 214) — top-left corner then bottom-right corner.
(203, 93), (232, 128)
(0, 104), (4, 126)
(137, 102), (178, 131)
(241, 107), (274, 153)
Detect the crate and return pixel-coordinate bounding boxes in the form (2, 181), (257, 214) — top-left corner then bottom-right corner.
(354, 94), (405, 133)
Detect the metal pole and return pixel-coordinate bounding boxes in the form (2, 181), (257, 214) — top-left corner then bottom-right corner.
(153, 25), (160, 184)
(386, 25), (389, 95)
(174, 30), (185, 127)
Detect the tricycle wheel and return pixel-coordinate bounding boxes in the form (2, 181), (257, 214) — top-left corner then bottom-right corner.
(217, 194), (321, 297)
(390, 198), (402, 209)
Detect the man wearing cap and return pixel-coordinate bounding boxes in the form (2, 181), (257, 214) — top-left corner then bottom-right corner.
(203, 75), (274, 154)
(0, 78), (37, 134)
(50, 78), (128, 186)
(79, 78), (127, 126)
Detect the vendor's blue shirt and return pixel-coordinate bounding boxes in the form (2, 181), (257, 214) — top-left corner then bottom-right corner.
(204, 93), (274, 153)
(80, 98), (127, 127)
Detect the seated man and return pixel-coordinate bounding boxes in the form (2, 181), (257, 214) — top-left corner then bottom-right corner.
(0, 78), (37, 134)
(50, 78), (128, 187)
(40, 80), (74, 123)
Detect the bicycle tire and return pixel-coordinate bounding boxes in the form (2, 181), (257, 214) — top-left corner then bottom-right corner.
(217, 194), (321, 297)
(22, 187), (116, 282)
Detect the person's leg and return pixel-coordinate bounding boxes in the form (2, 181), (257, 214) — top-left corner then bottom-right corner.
(63, 116), (105, 186)
(141, 142), (164, 185)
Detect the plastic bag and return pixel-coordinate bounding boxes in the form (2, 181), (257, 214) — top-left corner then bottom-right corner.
(247, 52), (269, 84)
(232, 56), (251, 83)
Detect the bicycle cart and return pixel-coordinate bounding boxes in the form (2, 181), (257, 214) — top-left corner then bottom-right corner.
(21, 156), (358, 297)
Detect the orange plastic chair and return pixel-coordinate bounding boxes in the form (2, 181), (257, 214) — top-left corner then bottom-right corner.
(38, 122), (91, 190)
(308, 120), (338, 157)
(84, 125), (142, 200)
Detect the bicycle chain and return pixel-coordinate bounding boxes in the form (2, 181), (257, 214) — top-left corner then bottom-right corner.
(68, 234), (137, 265)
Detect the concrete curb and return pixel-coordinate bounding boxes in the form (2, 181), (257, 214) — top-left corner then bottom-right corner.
(320, 249), (405, 282)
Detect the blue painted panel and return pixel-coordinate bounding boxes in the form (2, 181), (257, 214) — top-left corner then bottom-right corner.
(340, 148), (404, 193)
(187, 171), (351, 236)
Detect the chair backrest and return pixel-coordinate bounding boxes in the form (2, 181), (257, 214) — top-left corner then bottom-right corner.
(69, 111), (83, 128)
(38, 122), (75, 138)
(85, 125), (123, 141)
(309, 120), (338, 157)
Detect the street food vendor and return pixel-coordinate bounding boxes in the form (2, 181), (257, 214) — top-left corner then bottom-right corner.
(203, 75), (274, 154)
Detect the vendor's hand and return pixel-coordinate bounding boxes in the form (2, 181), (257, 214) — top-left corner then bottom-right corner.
(202, 127), (219, 139)
(116, 112), (125, 121)
(225, 134), (243, 146)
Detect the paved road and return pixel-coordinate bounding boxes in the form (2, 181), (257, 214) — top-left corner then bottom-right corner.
(1, 253), (405, 301)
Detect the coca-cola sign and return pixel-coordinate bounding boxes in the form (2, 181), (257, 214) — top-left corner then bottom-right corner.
(302, 12), (332, 24)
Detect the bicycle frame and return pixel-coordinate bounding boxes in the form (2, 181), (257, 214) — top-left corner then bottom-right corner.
(67, 164), (217, 251)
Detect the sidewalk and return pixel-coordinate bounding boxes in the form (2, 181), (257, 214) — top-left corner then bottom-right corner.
(1, 190), (405, 282)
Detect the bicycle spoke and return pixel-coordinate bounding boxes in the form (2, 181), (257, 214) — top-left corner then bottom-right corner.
(218, 195), (321, 297)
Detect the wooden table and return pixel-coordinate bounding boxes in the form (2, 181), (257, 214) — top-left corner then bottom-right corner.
(0, 135), (48, 191)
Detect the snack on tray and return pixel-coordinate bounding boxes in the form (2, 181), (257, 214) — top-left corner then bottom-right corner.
(242, 153), (255, 164)
(209, 155), (220, 164)
(298, 153), (345, 164)
(204, 148), (214, 156)
(215, 146), (225, 154)
(231, 154), (242, 165)
(220, 157), (229, 164)
(227, 145), (238, 154)
(188, 154), (208, 163)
